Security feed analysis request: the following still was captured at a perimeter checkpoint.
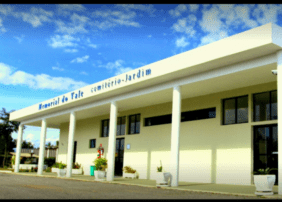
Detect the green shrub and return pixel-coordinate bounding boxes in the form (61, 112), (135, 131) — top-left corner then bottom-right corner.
(93, 158), (107, 171)
(45, 167), (51, 172)
(58, 162), (67, 169)
(44, 157), (56, 167)
(52, 162), (60, 168)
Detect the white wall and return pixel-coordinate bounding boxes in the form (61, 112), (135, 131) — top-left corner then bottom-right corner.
(58, 81), (277, 185)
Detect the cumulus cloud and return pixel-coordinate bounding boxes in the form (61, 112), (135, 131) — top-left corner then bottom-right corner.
(13, 7), (54, 28)
(175, 36), (189, 48)
(56, 4), (86, 16)
(98, 59), (133, 75)
(171, 14), (197, 37)
(48, 34), (80, 48)
(71, 55), (89, 63)
(52, 66), (64, 71)
(55, 13), (89, 34)
(64, 48), (78, 53)
(92, 9), (140, 29)
(0, 62), (87, 91)
(169, 4), (187, 17)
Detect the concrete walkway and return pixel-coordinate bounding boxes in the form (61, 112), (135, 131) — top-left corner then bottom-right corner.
(6, 171), (282, 199)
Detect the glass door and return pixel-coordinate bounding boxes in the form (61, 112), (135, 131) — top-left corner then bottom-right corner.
(114, 138), (124, 176)
(253, 124), (278, 184)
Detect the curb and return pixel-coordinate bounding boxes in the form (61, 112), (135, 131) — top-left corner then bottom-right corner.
(4, 172), (280, 198)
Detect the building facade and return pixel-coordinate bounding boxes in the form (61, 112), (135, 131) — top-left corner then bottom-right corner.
(9, 23), (282, 193)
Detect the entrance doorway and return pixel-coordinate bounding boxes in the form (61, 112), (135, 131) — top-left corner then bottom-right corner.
(73, 141), (77, 163)
(253, 124), (278, 184)
(115, 138), (124, 176)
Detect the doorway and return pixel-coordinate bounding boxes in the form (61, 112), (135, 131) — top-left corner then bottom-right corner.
(253, 124), (278, 184)
(73, 141), (77, 163)
(115, 138), (124, 176)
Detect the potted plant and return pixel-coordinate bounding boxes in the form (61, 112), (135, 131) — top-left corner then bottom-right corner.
(122, 166), (137, 179)
(93, 158), (107, 181)
(253, 168), (276, 195)
(155, 160), (171, 187)
(57, 162), (67, 177)
(72, 163), (83, 175)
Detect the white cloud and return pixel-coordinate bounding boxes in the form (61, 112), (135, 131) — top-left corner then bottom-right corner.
(80, 71), (88, 75)
(46, 135), (59, 144)
(54, 13), (89, 35)
(14, 34), (25, 43)
(0, 17), (6, 33)
(98, 59), (133, 75)
(252, 4), (282, 25)
(25, 133), (36, 145)
(48, 34), (80, 48)
(189, 4), (199, 12)
(64, 48), (78, 53)
(14, 7), (54, 28)
(57, 4), (86, 16)
(71, 55), (89, 63)
(171, 15), (197, 37)
(0, 62), (87, 91)
(115, 67), (133, 75)
(92, 9), (140, 29)
(148, 35), (152, 38)
(116, 4), (156, 15)
(52, 66), (64, 71)
(197, 4), (277, 47)
(169, 4), (187, 17)
(175, 36), (189, 48)
(88, 44), (97, 48)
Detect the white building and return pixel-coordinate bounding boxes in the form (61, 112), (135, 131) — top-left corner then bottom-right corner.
(10, 23), (282, 193)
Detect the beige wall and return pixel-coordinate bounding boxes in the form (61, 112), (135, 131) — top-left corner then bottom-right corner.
(58, 81), (277, 185)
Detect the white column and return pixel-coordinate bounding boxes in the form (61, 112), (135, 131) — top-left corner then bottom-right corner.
(107, 101), (118, 181)
(66, 111), (76, 178)
(14, 124), (24, 173)
(277, 50), (282, 195)
(47, 149), (50, 158)
(170, 86), (181, 187)
(38, 119), (47, 175)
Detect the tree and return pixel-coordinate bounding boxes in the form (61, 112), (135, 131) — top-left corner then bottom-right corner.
(0, 108), (25, 167)
(21, 140), (34, 149)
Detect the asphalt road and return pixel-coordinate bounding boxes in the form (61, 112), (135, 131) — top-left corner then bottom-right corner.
(0, 173), (265, 199)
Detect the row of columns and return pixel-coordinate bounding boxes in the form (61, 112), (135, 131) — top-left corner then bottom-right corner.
(14, 86), (182, 186)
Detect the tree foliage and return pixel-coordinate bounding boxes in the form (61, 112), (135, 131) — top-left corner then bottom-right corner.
(0, 108), (24, 167)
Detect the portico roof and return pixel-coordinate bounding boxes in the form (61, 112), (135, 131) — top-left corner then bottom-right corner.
(9, 23), (282, 128)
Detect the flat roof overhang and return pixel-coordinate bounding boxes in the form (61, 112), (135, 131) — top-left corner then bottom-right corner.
(9, 23), (282, 128)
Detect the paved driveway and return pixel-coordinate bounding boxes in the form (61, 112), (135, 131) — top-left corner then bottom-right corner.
(0, 173), (264, 199)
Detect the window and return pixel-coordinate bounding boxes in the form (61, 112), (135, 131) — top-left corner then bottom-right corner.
(223, 95), (248, 125)
(128, 114), (140, 134)
(117, 116), (126, 136)
(145, 114), (171, 126)
(101, 119), (109, 137)
(144, 108), (216, 127)
(89, 139), (96, 148)
(253, 90), (277, 122)
(181, 107), (216, 122)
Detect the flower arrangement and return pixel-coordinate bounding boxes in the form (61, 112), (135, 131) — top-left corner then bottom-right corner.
(157, 160), (162, 172)
(122, 166), (136, 173)
(93, 158), (107, 171)
(72, 163), (81, 169)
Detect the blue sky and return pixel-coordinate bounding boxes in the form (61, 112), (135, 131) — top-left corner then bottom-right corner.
(1, 4), (282, 148)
